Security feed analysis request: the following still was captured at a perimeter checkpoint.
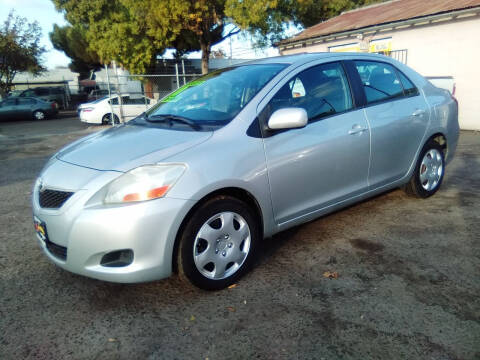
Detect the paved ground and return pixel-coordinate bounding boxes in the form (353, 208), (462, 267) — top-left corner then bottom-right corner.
(0, 115), (479, 359)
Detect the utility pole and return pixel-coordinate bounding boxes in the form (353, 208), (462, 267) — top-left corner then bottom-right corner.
(105, 64), (115, 126)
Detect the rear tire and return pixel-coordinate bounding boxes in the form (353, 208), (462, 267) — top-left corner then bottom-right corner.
(102, 113), (120, 125)
(32, 110), (46, 121)
(403, 140), (445, 198)
(177, 195), (260, 290)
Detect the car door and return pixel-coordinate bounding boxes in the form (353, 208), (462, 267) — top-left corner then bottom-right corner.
(0, 98), (18, 120)
(16, 98), (36, 119)
(354, 61), (429, 187)
(261, 61), (370, 224)
(122, 96), (146, 120)
(109, 96), (122, 119)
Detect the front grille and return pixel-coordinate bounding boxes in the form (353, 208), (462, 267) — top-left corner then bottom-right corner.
(46, 240), (67, 261)
(39, 189), (74, 209)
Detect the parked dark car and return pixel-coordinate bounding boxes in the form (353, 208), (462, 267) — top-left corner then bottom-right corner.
(18, 86), (69, 109)
(0, 97), (58, 121)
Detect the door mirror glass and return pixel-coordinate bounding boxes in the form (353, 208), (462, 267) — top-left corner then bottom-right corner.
(268, 107), (308, 130)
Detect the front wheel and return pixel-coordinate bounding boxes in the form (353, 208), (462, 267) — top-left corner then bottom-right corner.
(177, 196), (260, 290)
(403, 140), (445, 198)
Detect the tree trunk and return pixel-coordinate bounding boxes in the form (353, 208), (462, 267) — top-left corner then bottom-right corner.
(200, 41), (211, 75)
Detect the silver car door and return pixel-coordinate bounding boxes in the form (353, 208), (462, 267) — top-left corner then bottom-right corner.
(262, 62), (370, 224)
(355, 61), (429, 187)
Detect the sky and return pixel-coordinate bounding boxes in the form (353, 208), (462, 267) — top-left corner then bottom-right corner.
(0, 0), (290, 71)
(1, 0), (71, 69)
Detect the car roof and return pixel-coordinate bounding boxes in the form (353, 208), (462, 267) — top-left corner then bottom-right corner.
(241, 52), (394, 66)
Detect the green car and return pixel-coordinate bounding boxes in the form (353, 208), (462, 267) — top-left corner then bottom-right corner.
(0, 97), (58, 121)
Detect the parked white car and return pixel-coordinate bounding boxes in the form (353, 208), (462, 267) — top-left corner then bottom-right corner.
(78, 94), (157, 124)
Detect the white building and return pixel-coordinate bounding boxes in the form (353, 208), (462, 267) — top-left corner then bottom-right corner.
(278, 0), (480, 130)
(13, 67), (80, 94)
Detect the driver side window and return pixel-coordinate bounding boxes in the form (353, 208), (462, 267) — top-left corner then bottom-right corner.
(268, 62), (353, 122)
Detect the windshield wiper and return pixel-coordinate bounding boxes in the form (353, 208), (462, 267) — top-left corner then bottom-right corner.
(147, 114), (202, 130)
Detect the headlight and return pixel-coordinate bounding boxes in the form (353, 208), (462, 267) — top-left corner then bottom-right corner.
(103, 164), (186, 204)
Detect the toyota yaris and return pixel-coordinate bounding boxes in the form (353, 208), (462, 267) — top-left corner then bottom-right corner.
(32, 53), (459, 290)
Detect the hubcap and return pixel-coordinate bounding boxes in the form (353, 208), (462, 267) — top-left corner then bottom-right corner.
(193, 212), (251, 280)
(419, 149), (443, 191)
(35, 111), (44, 120)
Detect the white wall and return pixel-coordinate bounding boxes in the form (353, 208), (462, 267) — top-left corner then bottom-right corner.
(282, 15), (480, 130)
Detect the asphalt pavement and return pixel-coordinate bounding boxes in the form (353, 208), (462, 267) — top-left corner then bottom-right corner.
(0, 114), (479, 359)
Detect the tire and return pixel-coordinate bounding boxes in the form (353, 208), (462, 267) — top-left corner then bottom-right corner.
(102, 113), (120, 125)
(32, 110), (46, 121)
(403, 140), (445, 198)
(177, 195), (260, 290)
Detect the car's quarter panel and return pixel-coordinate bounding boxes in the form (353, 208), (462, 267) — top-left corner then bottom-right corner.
(363, 95), (429, 187)
(422, 83), (460, 164)
(262, 109), (370, 224)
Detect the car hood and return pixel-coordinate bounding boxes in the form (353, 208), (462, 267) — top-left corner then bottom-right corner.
(56, 124), (213, 172)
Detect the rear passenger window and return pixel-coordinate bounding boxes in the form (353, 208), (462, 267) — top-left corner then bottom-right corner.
(268, 62), (353, 121)
(124, 97), (146, 105)
(397, 71), (419, 97)
(355, 61), (403, 104)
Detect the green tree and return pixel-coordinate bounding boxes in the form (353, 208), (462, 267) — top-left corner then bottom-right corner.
(0, 11), (45, 96)
(52, 0), (382, 75)
(49, 24), (102, 77)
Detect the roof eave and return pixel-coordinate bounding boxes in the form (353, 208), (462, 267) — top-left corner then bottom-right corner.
(277, 5), (480, 50)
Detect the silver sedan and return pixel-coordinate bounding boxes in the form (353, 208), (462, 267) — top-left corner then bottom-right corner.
(32, 53), (459, 290)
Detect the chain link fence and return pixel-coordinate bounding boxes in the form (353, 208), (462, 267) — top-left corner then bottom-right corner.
(73, 69), (203, 123)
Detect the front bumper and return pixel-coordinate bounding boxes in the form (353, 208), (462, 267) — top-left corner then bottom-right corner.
(32, 160), (194, 283)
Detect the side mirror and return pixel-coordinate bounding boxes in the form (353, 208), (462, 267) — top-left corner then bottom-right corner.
(267, 107), (308, 130)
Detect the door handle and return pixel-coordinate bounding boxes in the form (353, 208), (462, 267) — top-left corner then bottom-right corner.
(348, 124), (368, 135)
(412, 109), (426, 117)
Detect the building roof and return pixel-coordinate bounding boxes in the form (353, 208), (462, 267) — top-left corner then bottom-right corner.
(282, 0), (480, 45)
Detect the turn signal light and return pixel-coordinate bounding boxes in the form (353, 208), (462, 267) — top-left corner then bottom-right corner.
(122, 185), (170, 203)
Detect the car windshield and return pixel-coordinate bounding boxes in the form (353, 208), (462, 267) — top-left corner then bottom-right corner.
(139, 64), (286, 129)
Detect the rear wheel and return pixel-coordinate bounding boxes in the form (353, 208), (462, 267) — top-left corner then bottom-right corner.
(403, 140), (445, 198)
(177, 195), (260, 290)
(102, 113), (120, 125)
(32, 110), (45, 121)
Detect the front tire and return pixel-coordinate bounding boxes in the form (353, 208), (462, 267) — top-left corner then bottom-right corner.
(403, 140), (445, 198)
(177, 196), (260, 290)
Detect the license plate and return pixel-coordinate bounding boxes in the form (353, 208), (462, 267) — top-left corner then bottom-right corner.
(33, 216), (48, 242)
